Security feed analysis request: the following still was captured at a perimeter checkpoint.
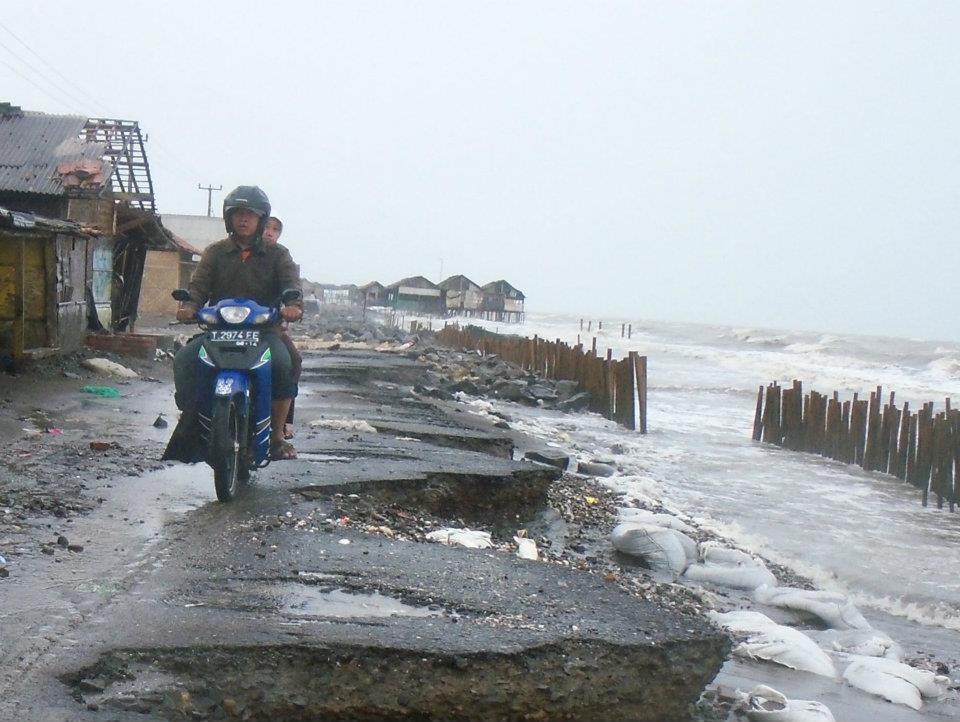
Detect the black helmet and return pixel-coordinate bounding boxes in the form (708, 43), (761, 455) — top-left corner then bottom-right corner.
(222, 185), (271, 235)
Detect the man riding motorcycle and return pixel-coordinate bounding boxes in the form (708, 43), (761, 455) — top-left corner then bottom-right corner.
(167, 185), (303, 461)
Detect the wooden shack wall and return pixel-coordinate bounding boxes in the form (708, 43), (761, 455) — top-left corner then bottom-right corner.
(139, 249), (180, 316)
(55, 233), (89, 352)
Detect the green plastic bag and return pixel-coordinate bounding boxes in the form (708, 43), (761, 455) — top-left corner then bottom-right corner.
(80, 385), (121, 398)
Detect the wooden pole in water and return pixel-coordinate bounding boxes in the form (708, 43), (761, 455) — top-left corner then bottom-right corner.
(896, 402), (910, 480)
(628, 324), (632, 339)
(637, 354), (648, 434)
(753, 385), (764, 441)
(841, 400), (852, 463)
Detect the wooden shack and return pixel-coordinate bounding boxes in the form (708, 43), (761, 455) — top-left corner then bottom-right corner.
(358, 281), (385, 306)
(439, 274), (483, 317)
(384, 276), (445, 315)
(480, 279), (525, 323)
(0, 104), (162, 338)
(0, 206), (96, 358)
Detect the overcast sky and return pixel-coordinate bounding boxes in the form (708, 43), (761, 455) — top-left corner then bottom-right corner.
(3, 2), (959, 339)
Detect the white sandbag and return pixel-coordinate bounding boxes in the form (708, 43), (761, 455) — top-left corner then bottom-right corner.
(81, 357), (139, 378)
(843, 656), (949, 706)
(425, 528), (493, 549)
(754, 585), (871, 631)
(684, 562), (777, 590)
(737, 685), (836, 722)
(700, 541), (759, 566)
(710, 611), (836, 678)
(811, 629), (902, 660)
(309, 418), (378, 433)
(617, 507), (694, 534)
(609, 522), (691, 575)
(513, 536), (538, 560)
(843, 658), (922, 709)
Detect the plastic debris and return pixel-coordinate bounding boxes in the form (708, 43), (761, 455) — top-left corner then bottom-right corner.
(513, 535), (538, 560)
(754, 585), (871, 631)
(610, 522), (696, 575)
(80, 386), (121, 398)
(425, 528), (493, 549)
(337, 538), (351, 545)
(736, 685), (836, 721)
(80, 358), (139, 378)
(309, 418), (378, 433)
(710, 610), (836, 678)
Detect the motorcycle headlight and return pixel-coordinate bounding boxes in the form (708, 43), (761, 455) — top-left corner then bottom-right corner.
(252, 311), (272, 325)
(199, 309), (219, 325)
(219, 306), (251, 324)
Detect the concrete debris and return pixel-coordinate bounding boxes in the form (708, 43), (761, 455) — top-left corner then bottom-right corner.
(309, 418), (378, 433)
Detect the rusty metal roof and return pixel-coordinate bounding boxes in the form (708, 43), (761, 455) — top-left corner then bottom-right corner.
(0, 109), (113, 196)
(0, 204), (95, 237)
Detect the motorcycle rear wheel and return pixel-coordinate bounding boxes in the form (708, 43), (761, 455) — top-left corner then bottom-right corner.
(211, 396), (241, 501)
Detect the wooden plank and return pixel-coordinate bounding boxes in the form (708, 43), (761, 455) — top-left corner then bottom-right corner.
(752, 385), (764, 441)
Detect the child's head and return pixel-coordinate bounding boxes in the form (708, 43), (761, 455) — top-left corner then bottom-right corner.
(263, 216), (283, 244)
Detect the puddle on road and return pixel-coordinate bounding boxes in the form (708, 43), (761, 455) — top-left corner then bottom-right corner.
(274, 583), (444, 619)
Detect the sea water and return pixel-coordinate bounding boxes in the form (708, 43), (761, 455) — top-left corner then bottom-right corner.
(449, 312), (960, 633)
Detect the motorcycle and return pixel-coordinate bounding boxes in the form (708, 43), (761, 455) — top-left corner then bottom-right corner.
(170, 288), (301, 501)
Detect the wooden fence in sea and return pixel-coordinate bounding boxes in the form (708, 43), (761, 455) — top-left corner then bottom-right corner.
(753, 380), (960, 509)
(435, 324), (647, 433)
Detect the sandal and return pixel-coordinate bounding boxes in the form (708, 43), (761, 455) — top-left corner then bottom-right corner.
(270, 439), (298, 460)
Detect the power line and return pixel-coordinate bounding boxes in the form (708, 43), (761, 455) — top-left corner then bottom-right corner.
(0, 19), (112, 111)
(0, 54), (77, 111)
(0, 18), (211, 204)
(0, 37), (93, 111)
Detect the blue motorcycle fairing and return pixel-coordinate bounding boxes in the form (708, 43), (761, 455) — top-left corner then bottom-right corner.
(193, 297), (280, 466)
(214, 370), (249, 397)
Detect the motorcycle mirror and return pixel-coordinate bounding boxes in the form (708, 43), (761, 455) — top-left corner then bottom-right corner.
(281, 289), (302, 305)
(171, 289), (191, 302)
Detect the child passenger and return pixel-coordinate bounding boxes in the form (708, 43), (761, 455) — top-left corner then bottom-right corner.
(263, 216), (302, 439)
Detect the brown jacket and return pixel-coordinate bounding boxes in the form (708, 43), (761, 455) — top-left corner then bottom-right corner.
(185, 236), (302, 311)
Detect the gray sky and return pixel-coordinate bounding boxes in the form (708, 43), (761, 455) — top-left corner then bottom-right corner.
(3, 2), (959, 340)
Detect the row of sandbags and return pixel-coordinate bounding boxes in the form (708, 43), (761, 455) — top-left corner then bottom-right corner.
(610, 509), (951, 711)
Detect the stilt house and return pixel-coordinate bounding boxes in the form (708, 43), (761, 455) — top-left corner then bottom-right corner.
(439, 275), (483, 317)
(480, 280), (525, 323)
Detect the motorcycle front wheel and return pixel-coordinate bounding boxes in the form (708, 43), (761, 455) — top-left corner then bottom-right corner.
(210, 395), (241, 501)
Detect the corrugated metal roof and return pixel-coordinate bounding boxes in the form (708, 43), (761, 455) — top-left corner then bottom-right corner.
(0, 204), (95, 237)
(0, 110), (112, 196)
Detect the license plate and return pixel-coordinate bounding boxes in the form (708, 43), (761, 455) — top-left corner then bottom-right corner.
(209, 330), (260, 346)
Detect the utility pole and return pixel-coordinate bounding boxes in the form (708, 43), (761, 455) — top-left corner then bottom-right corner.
(198, 183), (222, 217)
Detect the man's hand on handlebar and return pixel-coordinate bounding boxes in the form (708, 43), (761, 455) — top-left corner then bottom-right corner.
(281, 305), (303, 323)
(176, 306), (197, 323)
